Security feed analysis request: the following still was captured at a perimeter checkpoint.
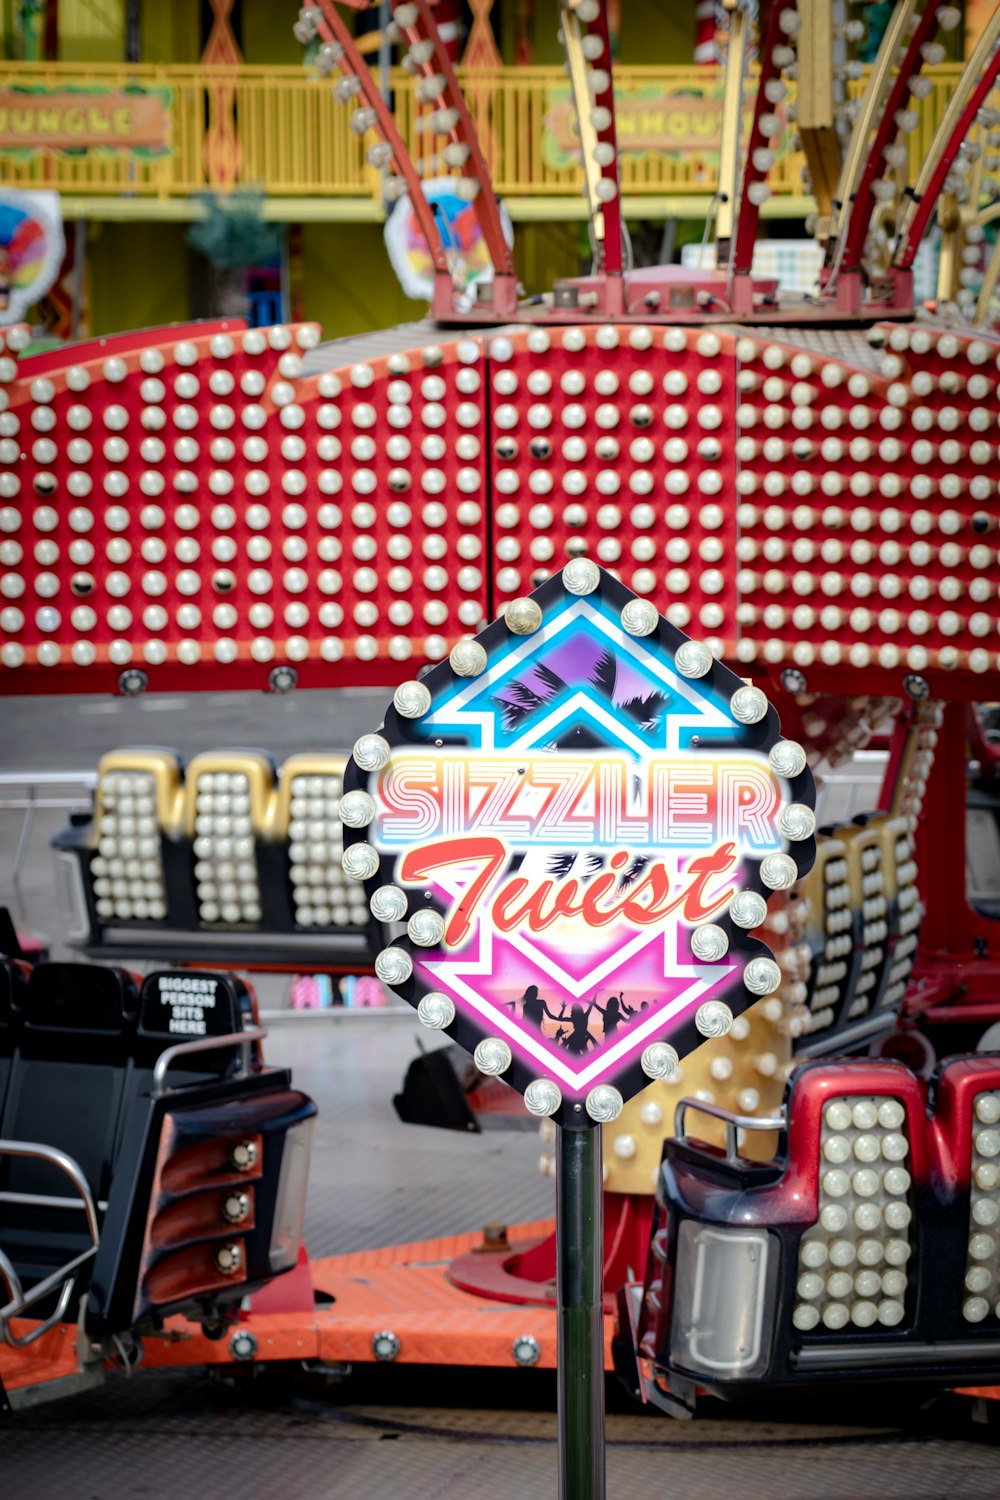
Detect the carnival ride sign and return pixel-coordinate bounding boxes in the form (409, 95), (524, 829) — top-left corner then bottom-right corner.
(341, 563), (816, 1128)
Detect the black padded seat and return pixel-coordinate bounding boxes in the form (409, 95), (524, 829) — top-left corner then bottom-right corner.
(0, 962), (139, 1281)
(0, 957), (27, 1123)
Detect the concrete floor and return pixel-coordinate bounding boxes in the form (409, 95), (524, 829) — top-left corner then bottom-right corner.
(3, 689), (1000, 1496)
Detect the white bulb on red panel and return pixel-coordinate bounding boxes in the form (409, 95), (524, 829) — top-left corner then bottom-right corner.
(103, 638), (133, 666)
(61, 405), (89, 438)
(553, 370), (584, 402)
(347, 400), (378, 431)
(627, 370), (654, 400)
(629, 569), (655, 595)
(212, 600), (239, 631)
(55, 359), (91, 392)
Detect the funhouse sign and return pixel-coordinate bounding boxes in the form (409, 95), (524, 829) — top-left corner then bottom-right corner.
(342, 565), (816, 1127)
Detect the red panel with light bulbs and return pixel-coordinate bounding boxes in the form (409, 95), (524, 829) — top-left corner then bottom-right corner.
(0, 316), (997, 699)
(731, 324), (1000, 677)
(0, 321), (489, 692)
(483, 324), (739, 642)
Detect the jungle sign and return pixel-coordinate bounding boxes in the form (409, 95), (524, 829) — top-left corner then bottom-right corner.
(341, 564), (816, 1127)
(0, 86), (171, 155)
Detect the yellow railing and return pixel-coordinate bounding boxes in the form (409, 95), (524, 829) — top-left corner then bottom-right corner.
(0, 61), (963, 204)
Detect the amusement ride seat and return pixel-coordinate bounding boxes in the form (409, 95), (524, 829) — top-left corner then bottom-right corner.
(0, 957), (28, 1123)
(0, 962), (140, 1333)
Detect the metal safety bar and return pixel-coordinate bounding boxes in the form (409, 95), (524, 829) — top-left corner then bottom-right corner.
(0, 769), (97, 925)
(0, 1245), (22, 1311)
(0, 1191), (109, 1212)
(0, 772), (99, 789)
(674, 1097), (787, 1167)
(0, 1139), (101, 1348)
(151, 1025), (267, 1095)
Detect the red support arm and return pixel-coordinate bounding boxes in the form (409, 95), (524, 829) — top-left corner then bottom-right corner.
(395, 0), (516, 283)
(895, 46), (1000, 272)
(967, 706), (1000, 782)
(877, 705), (917, 815)
(835, 4), (942, 276)
(314, 1), (453, 287)
(731, 0), (792, 278)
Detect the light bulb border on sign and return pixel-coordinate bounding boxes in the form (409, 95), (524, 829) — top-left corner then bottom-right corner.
(342, 563), (816, 1128)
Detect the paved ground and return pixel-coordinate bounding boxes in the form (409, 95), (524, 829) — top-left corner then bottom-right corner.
(1, 687), (387, 774)
(279, 1017), (554, 1257)
(3, 690), (1000, 1496)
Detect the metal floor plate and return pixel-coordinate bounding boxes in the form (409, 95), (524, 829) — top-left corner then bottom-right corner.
(4, 1365), (999, 1499)
(5, 1432), (998, 1500)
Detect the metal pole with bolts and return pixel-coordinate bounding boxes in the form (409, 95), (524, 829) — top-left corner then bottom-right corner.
(556, 1123), (606, 1500)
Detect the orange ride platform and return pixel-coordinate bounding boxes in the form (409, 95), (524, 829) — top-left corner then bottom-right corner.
(306, 1219), (578, 1369)
(0, 1219), (616, 1401)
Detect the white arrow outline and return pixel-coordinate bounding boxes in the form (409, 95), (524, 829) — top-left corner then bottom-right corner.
(425, 597), (733, 752)
(401, 592), (750, 1088)
(419, 913), (735, 1091)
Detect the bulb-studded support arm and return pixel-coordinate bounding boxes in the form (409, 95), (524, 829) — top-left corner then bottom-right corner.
(894, 16), (1000, 274)
(832, 2), (961, 298)
(795, 0), (853, 242)
(304, 3), (458, 317)
(391, 0), (518, 317)
(714, 0), (750, 255)
(823, 0), (920, 262)
(729, 0), (800, 311)
(973, 203), (1000, 326)
(559, 0), (623, 298)
(934, 95), (994, 309)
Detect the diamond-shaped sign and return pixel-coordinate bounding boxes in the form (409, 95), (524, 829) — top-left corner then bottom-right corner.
(341, 562), (816, 1128)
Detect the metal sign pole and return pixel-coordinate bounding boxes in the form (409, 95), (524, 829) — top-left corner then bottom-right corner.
(556, 1124), (606, 1500)
(346, 564), (814, 1493)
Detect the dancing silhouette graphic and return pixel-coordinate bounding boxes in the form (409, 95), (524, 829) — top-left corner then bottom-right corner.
(555, 1001), (599, 1055)
(505, 984), (562, 1032)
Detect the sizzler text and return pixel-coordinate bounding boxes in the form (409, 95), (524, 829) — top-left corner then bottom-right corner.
(376, 752), (782, 851)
